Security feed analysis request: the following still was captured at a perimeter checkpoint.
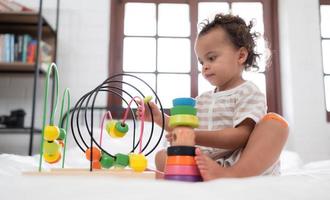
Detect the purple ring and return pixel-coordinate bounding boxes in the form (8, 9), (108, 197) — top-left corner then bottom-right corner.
(164, 175), (203, 182)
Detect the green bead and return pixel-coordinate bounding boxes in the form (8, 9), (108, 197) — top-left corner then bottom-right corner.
(115, 122), (129, 134)
(57, 128), (66, 140)
(43, 141), (60, 155)
(170, 105), (197, 116)
(114, 153), (129, 168)
(100, 154), (115, 169)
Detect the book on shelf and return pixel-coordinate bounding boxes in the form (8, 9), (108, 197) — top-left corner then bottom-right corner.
(0, 33), (53, 70)
(0, 0), (33, 12)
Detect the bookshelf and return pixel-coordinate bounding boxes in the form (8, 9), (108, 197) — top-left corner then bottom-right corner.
(0, 0), (60, 155)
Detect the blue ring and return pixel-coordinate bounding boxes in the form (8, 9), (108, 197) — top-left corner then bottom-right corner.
(172, 98), (196, 107)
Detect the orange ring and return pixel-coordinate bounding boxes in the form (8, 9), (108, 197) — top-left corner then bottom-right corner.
(261, 113), (288, 128)
(166, 156), (196, 166)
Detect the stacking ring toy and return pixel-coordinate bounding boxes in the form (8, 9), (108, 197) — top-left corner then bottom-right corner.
(170, 106), (197, 116)
(172, 98), (196, 107)
(166, 155), (196, 166)
(169, 114), (199, 128)
(167, 146), (196, 156)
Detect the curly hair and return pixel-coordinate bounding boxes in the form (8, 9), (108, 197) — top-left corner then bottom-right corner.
(198, 13), (261, 71)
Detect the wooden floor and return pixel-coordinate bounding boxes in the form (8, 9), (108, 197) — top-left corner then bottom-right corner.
(23, 168), (155, 179)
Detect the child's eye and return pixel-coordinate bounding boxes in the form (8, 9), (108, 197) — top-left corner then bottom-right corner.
(208, 55), (216, 62)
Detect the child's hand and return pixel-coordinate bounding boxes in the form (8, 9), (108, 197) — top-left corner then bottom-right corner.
(136, 100), (162, 123)
(165, 132), (175, 144)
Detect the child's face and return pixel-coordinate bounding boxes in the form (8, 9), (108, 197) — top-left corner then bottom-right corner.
(195, 27), (248, 91)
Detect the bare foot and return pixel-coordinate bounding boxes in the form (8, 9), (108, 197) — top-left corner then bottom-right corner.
(195, 148), (233, 181)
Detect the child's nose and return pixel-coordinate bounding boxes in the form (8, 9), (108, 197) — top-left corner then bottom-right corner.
(202, 63), (210, 71)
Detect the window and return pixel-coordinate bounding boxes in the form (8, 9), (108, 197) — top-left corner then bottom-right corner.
(320, 0), (330, 121)
(109, 0), (281, 113)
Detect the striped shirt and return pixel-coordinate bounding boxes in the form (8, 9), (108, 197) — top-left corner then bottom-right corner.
(195, 80), (267, 159)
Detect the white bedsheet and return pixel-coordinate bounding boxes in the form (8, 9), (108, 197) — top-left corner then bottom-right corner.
(1, 149), (330, 200)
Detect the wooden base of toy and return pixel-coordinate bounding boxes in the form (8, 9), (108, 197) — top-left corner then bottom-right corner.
(22, 168), (155, 179)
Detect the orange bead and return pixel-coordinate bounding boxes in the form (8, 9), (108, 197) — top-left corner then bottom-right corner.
(85, 147), (101, 161)
(92, 160), (101, 169)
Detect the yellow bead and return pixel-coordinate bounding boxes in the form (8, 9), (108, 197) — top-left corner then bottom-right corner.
(169, 115), (199, 128)
(43, 141), (60, 155)
(106, 120), (125, 138)
(44, 151), (61, 164)
(143, 96), (153, 103)
(129, 153), (148, 172)
(44, 125), (60, 141)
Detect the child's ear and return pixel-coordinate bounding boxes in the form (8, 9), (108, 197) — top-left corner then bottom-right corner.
(238, 47), (248, 65)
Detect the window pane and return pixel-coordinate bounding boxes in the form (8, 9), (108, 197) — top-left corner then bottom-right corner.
(157, 74), (190, 108)
(122, 73), (156, 108)
(325, 76), (330, 111)
(124, 3), (156, 36)
(123, 37), (156, 72)
(198, 73), (213, 95)
(243, 71), (266, 95)
(322, 40), (330, 74)
(158, 38), (190, 72)
(198, 2), (229, 24)
(158, 4), (190, 37)
(321, 5), (330, 38)
(256, 38), (267, 72)
(232, 3), (264, 34)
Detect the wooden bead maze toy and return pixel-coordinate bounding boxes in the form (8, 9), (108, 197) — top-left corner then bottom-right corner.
(67, 73), (165, 177)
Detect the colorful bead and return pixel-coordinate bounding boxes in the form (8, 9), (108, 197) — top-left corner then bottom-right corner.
(114, 153), (129, 168)
(169, 114), (199, 128)
(92, 160), (101, 169)
(100, 154), (115, 169)
(43, 141), (60, 155)
(44, 151), (61, 164)
(129, 153), (148, 172)
(85, 147), (101, 161)
(57, 128), (66, 140)
(44, 125), (60, 141)
(143, 96), (153, 103)
(106, 120), (126, 138)
(115, 121), (129, 134)
(172, 98), (196, 107)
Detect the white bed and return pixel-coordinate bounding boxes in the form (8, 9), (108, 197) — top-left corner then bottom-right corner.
(0, 148), (329, 200)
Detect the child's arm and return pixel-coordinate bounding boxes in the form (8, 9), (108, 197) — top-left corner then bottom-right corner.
(194, 118), (255, 150)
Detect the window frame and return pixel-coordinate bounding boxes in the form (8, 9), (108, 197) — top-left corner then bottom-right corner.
(109, 0), (282, 114)
(320, 0), (330, 122)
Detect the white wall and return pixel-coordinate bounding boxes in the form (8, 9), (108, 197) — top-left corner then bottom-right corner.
(279, 0), (330, 162)
(0, 0), (109, 155)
